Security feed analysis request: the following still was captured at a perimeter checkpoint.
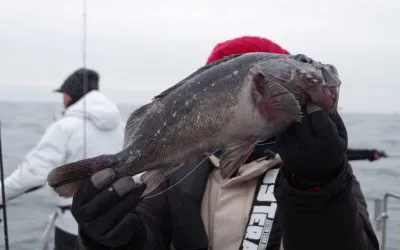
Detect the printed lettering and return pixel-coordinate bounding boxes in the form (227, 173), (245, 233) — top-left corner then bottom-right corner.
(242, 240), (258, 250)
(263, 219), (273, 233)
(257, 184), (276, 202)
(245, 225), (263, 240)
(261, 232), (268, 244)
(249, 213), (266, 226)
(253, 203), (277, 219)
(257, 184), (269, 201)
(262, 169), (279, 184)
(240, 168), (279, 250)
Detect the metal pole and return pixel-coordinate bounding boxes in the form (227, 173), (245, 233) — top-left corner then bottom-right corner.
(36, 212), (58, 250)
(381, 193), (400, 249)
(0, 121), (10, 250)
(374, 198), (382, 231)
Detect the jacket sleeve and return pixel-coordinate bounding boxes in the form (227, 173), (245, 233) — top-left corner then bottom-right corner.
(76, 182), (172, 250)
(346, 149), (375, 161)
(0, 121), (67, 205)
(274, 161), (380, 250)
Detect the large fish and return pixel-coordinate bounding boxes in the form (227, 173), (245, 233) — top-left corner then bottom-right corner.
(47, 52), (342, 198)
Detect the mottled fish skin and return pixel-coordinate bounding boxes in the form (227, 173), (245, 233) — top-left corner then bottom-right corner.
(117, 54), (280, 175)
(115, 52), (340, 176)
(47, 52), (343, 198)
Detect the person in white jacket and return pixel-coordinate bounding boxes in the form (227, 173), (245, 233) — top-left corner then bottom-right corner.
(0, 68), (125, 250)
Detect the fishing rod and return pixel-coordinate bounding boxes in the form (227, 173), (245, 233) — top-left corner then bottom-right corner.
(0, 121), (10, 250)
(82, 0), (88, 159)
(385, 153), (400, 158)
(0, 3), (87, 248)
(0, 186), (44, 213)
(370, 150), (400, 159)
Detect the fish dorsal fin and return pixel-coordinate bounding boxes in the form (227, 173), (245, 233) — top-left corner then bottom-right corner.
(123, 103), (153, 147)
(219, 138), (260, 179)
(152, 54), (244, 101)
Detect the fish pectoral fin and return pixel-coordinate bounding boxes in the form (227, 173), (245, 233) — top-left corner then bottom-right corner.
(140, 163), (184, 197)
(219, 139), (260, 179)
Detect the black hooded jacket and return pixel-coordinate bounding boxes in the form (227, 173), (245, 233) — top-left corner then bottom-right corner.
(76, 147), (379, 250)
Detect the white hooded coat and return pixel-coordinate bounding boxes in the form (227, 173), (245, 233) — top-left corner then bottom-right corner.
(0, 90), (125, 235)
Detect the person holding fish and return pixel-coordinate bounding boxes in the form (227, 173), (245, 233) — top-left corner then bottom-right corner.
(0, 68), (125, 250)
(49, 36), (379, 250)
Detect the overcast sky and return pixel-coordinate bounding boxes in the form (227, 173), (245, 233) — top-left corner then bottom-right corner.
(0, 0), (398, 113)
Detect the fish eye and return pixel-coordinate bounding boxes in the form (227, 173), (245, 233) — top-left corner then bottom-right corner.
(294, 54), (314, 64)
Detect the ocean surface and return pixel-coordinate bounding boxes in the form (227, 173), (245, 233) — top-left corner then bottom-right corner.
(0, 102), (399, 250)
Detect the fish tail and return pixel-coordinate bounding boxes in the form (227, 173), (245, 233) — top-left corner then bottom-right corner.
(47, 154), (120, 198)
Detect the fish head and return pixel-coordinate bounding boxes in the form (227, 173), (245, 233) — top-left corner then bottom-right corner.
(290, 54), (341, 113)
(252, 54), (342, 114)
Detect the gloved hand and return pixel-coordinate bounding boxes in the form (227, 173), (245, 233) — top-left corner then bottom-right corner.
(276, 106), (348, 189)
(71, 168), (147, 248)
(368, 149), (387, 161)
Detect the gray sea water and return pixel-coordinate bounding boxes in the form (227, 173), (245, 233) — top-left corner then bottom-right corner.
(0, 102), (399, 250)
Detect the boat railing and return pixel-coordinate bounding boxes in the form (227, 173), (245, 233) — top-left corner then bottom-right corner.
(33, 192), (400, 250)
(373, 192), (400, 250)
(36, 211), (58, 250)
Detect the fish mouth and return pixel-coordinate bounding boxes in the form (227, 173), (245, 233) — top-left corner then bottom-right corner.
(294, 68), (341, 114)
(313, 64), (341, 113)
(324, 85), (340, 113)
(304, 82), (340, 114)
(290, 59), (342, 114)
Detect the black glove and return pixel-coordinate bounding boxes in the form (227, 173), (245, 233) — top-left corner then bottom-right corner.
(276, 108), (348, 189)
(368, 149), (387, 161)
(367, 150), (378, 161)
(71, 168), (147, 248)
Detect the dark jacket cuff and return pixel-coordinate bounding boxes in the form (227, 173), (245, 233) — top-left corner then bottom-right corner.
(76, 228), (111, 250)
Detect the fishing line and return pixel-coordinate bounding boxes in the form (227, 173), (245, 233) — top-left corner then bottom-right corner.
(0, 122), (10, 250)
(143, 140), (278, 199)
(256, 141), (276, 146)
(385, 153), (400, 158)
(143, 150), (219, 199)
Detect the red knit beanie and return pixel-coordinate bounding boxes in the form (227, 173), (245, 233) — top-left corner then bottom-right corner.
(206, 36), (290, 65)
